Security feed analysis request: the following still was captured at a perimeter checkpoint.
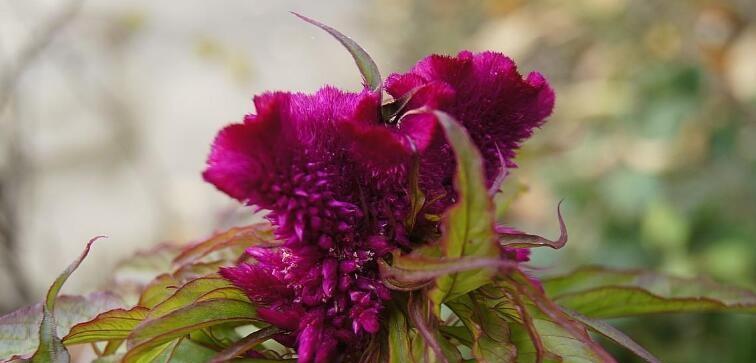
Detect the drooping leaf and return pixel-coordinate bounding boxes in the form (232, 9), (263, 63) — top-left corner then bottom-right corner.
(502, 271), (616, 363)
(0, 292), (123, 362)
(542, 266), (756, 318)
(565, 309), (660, 363)
(496, 201), (567, 250)
(62, 306), (149, 346)
(292, 13), (382, 92)
(31, 236), (108, 363)
(428, 111), (499, 313)
(124, 299), (258, 362)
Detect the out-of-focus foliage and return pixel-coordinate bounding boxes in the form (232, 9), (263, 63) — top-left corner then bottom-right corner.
(368, 0), (755, 361)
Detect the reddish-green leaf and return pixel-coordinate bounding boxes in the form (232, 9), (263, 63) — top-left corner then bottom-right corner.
(565, 309), (660, 363)
(63, 306), (149, 346)
(124, 299), (258, 362)
(0, 292), (123, 362)
(31, 237), (107, 363)
(543, 266), (756, 318)
(173, 223), (276, 267)
(146, 276), (245, 320)
(208, 326), (281, 363)
(428, 111), (498, 313)
(496, 202), (567, 249)
(446, 291), (517, 363)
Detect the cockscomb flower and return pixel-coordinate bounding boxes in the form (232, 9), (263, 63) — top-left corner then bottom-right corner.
(385, 50), (555, 214)
(203, 18), (554, 363)
(205, 87), (434, 362)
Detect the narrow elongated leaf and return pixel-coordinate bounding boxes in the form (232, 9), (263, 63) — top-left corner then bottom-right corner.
(428, 111), (498, 312)
(124, 299), (258, 362)
(386, 306), (412, 363)
(128, 338), (217, 363)
(380, 256), (514, 290)
(62, 306), (149, 345)
(293, 13), (382, 92)
(32, 237), (106, 363)
(543, 266), (756, 318)
(496, 201), (567, 249)
(0, 293), (123, 362)
(502, 272), (616, 363)
(173, 223), (276, 267)
(407, 295), (447, 363)
(405, 152), (426, 232)
(565, 310), (660, 363)
(209, 326), (281, 363)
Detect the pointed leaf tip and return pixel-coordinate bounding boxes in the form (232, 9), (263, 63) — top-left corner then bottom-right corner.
(32, 236), (107, 363)
(292, 12), (382, 92)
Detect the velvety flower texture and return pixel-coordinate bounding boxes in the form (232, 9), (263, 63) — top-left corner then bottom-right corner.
(204, 51), (554, 362)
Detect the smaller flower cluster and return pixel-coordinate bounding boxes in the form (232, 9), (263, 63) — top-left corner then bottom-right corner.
(205, 51), (554, 362)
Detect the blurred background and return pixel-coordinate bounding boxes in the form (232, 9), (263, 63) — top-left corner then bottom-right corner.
(0, 0), (754, 361)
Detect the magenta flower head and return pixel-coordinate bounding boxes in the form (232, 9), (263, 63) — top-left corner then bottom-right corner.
(386, 51), (555, 214)
(203, 15), (554, 363)
(206, 88), (419, 362)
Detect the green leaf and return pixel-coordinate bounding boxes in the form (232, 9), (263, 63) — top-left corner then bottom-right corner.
(124, 299), (258, 362)
(386, 306), (412, 363)
(127, 338), (217, 363)
(209, 326), (281, 363)
(31, 236), (107, 363)
(146, 276), (244, 320)
(565, 309), (660, 363)
(502, 272), (615, 363)
(542, 266), (756, 318)
(292, 13), (382, 92)
(407, 293), (462, 363)
(405, 152), (426, 233)
(137, 262), (225, 309)
(0, 292), (123, 361)
(62, 306), (149, 346)
(446, 291), (517, 363)
(428, 111), (498, 313)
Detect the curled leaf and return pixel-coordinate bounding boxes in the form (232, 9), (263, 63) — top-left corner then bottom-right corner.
(497, 201), (567, 249)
